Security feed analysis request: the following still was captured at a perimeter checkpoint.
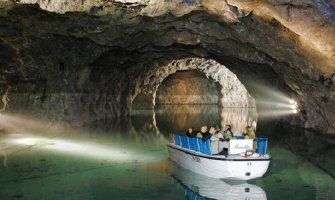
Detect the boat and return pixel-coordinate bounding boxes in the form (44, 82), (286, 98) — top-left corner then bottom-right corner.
(171, 162), (267, 200)
(167, 133), (271, 180)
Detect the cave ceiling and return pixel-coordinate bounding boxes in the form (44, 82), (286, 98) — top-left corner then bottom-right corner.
(0, 0), (334, 133)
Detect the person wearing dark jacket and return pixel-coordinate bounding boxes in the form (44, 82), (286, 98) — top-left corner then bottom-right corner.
(200, 125), (217, 141)
(186, 127), (197, 137)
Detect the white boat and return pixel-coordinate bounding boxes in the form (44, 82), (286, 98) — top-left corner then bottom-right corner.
(167, 134), (271, 180)
(171, 162), (267, 200)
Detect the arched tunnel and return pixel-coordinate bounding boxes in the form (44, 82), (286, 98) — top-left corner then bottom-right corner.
(1, 0), (334, 133)
(131, 58), (258, 133)
(132, 58), (254, 109)
(0, 0), (335, 133)
(1, 0), (335, 199)
(155, 70), (222, 106)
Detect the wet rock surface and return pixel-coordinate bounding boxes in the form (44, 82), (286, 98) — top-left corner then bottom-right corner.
(0, 1), (334, 133)
(134, 58), (255, 109)
(155, 71), (221, 105)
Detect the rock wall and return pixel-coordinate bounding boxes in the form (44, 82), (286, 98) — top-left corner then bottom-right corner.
(155, 70), (220, 105)
(8, 0), (335, 63)
(0, 1), (334, 133)
(134, 58), (255, 109)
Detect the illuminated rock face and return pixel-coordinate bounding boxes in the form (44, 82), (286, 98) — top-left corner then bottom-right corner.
(155, 71), (220, 105)
(134, 58), (255, 109)
(0, 1), (334, 133)
(11, 0), (335, 61)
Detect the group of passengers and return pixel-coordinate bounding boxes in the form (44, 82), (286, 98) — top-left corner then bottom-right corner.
(185, 125), (257, 155)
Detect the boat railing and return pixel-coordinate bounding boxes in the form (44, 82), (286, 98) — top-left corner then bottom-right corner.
(218, 136), (268, 155)
(171, 133), (212, 156)
(206, 136), (268, 155)
(170, 133), (268, 156)
(256, 138), (268, 155)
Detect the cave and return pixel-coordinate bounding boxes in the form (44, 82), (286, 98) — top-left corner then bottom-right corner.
(132, 58), (255, 110)
(155, 70), (221, 106)
(0, 0), (335, 199)
(0, 1), (333, 133)
(0, 2), (334, 133)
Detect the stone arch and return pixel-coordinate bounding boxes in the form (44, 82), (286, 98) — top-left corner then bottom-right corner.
(155, 70), (222, 105)
(132, 58), (255, 110)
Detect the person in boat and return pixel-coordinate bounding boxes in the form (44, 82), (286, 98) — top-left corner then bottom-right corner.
(210, 130), (225, 155)
(207, 125), (226, 154)
(185, 127), (197, 137)
(223, 125), (233, 141)
(196, 126), (208, 139)
(243, 126), (255, 139)
(203, 125), (216, 140)
(243, 126), (257, 151)
(198, 125), (217, 140)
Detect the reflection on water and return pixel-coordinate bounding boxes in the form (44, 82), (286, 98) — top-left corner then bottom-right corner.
(170, 162), (267, 200)
(74, 105), (257, 138)
(220, 107), (258, 134)
(264, 123), (335, 179)
(0, 105), (334, 200)
(252, 146), (335, 200)
(154, 105), (257, 134)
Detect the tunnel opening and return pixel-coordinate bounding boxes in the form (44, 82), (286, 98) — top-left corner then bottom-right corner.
(131, 58), (259, 133)
(155, 70), (222, 106)
(131, 58), (256, 111)
(1, 4), (335, 199)
(0, 0), (334, 136)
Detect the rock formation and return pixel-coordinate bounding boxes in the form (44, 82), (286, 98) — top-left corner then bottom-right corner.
(134, 58), (255, 109)
(0, 0), (334, 133)
(155, 70), (221, 105)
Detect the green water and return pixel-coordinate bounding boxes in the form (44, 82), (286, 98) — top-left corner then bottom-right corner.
(0, 106), (334, 200)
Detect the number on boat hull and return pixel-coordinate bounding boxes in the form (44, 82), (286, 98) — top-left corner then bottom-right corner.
(192, 155), (200, 163)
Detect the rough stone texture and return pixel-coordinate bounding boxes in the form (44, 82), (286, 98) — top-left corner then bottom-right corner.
(8, 0), (335, 63)
(0, 1), (334, 133)
(155, 70), (221, 105)
(134, 58), (255, 109)
(8, 93), (121, 126)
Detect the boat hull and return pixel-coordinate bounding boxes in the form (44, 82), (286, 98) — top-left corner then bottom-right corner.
(168, 144), (271, 180)
(171, 162), (267, 200)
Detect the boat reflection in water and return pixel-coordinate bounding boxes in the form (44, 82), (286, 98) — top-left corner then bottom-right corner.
(170, 163), (267, 200)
